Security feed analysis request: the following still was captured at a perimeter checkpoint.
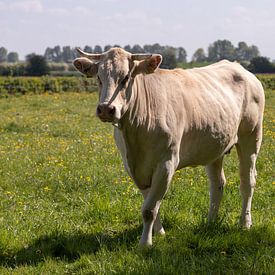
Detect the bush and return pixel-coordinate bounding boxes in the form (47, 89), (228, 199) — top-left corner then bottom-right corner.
(0, 62), (79, 77)
(0, 63), (26, 76)
(248, 57), (275, 73)
(0, 76), (97, 97)
(25, 54), (50, 76)
(0, 74), (274, 98)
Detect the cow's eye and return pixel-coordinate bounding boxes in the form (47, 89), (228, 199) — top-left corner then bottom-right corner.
(97, 75), (102, 85)
(120, 75), (129, 86)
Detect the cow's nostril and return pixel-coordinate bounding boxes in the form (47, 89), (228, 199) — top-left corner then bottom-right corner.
(96, 105), (102, 115)
(96, 104), (116, 121)
(109, 106), (116, 116)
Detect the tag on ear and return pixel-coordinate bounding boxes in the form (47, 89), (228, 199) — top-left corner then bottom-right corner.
(133, 54), (162, 76)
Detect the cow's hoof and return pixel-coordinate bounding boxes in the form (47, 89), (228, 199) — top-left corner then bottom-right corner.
(155, 228), (165, 236)
(139, 239), (152, 247)
(239, 218), (252, 229)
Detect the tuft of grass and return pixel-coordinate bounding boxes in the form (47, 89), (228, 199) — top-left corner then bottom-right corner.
(0, 91), (274, 273)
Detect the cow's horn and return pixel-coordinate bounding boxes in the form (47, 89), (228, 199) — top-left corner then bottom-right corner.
(131, 54), (153, 61)
(76, 48), (102, 60)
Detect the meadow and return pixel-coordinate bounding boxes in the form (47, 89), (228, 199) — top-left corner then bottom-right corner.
(0, 88), (274, 273)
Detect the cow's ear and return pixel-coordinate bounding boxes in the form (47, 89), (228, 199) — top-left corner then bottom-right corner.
(73, 57), (98, 77)
(132, 54), (162, 76)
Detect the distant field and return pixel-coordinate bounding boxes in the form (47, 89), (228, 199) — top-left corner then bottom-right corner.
(0, 90), (274, 273)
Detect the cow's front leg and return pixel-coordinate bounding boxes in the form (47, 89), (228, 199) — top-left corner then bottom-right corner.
(141, 188), (165, 236)
(140, 159), (176, 246)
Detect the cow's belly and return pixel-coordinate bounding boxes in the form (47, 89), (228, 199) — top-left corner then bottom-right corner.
(178, 127), (238, 168)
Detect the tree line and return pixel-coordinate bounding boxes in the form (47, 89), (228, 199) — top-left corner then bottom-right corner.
(0, 40), (263, 64)
(41, 44), (188, 69)
(41, 40), (263, 64)
(0, 40), (274, 75)
(0, 40), (264, 63)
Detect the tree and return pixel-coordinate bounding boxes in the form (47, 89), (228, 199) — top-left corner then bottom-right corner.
(160, 47), (177, 69)
(43, 46), (62, 62)
(192, 48), (206, 62)
(7, 52), (19, 63)
(84, 45), (93, 53)
(177, 47), (187, 63)
(248, 56), (275, 73)
(94, 45), (102, 53)
(53, 46), (62, 62)
(143, 44), (153, 53)
(113, 44), (121, 48)
(0, 47), (8, 63)
(131, 44), (144, 53)
(235, 41), (249, 61)
(104, 45), (112, 52)
(44, 47), (54, 62)
(124, 45), (132, 52)
(208, 40), (236, 61)
(246, 45), (259, 61)
(62, 46), (74, 62)
(236, 42), (259, 61)
(144, 43), (163, 54)
(26, 54), (50, 76)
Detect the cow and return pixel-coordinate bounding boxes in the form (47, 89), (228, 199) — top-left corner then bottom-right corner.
(73, 47), (265, 246)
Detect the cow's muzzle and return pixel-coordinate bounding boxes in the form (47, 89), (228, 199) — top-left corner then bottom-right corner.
(96, 103), (116, 122)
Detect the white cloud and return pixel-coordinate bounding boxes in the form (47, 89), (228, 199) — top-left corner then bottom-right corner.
(103, 10), (163, 30)
(0, 0), (73, 17)
(47, 7), (71, 16)
(74, 6), (91, 16)
(0, 0), (43, 13)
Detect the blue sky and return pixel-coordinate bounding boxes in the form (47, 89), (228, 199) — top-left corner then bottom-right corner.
(0, 0), (274, 60)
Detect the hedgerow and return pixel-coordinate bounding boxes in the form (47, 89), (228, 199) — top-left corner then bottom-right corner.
(0, 76), (97, 97)
(0, 74), (274, 97)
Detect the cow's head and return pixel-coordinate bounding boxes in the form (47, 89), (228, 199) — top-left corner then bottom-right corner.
(73, 47), (162, 124)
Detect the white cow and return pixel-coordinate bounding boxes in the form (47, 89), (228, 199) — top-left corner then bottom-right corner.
(73, 47), (265, 246)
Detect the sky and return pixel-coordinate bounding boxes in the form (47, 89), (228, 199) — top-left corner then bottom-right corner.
(0, 0), (274, 61)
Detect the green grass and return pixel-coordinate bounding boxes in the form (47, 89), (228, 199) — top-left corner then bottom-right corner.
(0, 91), (274, 274)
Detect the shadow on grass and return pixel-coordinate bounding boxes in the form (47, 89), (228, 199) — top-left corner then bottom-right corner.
(142, 222), (274, 273)
(0, 225), (143, 267)
(0, 222), (274, 271)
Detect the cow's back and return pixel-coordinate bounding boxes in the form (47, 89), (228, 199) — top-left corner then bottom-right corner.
(176, 60), (264, 167)
(189, 61), (265, 136)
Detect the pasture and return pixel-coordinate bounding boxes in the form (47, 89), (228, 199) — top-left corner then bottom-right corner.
(0, 89), (274, 273)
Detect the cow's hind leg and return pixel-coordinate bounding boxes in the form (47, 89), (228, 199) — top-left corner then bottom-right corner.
(141, 188), (165, 235)
(236, 127), (262, 228)
(205, 157), (226, 223)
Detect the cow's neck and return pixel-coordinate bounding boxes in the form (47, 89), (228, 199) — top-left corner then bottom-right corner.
(117, 74), (164, 186)
(122, 74), (159, 131)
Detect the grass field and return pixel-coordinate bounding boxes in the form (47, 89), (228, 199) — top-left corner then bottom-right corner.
(0, 90), (274, 274)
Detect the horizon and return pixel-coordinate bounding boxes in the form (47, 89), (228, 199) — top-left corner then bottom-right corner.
(1, 0), (274, 61)
(1, 40), (273, 62)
